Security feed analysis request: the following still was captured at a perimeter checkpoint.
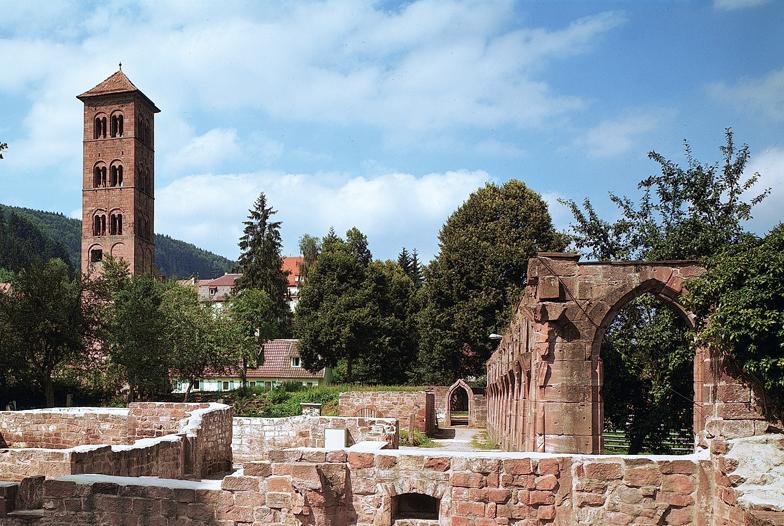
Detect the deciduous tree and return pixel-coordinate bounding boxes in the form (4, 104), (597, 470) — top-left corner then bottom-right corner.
(414, 180), (565, 384)
(227, 288), (280, 388)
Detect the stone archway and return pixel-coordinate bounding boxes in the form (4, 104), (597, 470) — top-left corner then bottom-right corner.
(445, 379), (473, 427)
(486, 252), (762, 454)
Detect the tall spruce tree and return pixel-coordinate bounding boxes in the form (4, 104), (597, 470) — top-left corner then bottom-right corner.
(235, 193), (290, 332)
(414, 180), (566, 384)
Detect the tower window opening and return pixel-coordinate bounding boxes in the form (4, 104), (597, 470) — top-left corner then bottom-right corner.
(93, 166), (103, 188)
(110, 164), (123, 187)
(110, 113), (124, 137)
(118, 165), (123, 186)
(90, 248), (103, 263)
(93, 214), (106, 236)
(110, 213), (123, 235)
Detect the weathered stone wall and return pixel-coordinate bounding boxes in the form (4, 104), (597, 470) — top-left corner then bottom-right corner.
(486, 253), (770, 454)
(0, 408), (128, 449)
(0, 403), (232, 482)
(233, 415), (399, 462)
(339, 391), (436, 434)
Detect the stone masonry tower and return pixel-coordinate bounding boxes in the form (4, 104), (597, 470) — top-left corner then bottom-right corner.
(77, 69), (159, 275)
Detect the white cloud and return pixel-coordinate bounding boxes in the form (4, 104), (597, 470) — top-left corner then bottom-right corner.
(576, 109), (671, 158)
(713, 0), (769, 10)
(155, 169), (492, 261)
(708, 67), (784, 121)
(165, 128), (242, 172)
(745, 147), (784, 234)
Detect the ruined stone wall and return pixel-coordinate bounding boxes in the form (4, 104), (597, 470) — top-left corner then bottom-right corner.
(233, 416), (399, 462)
(339, 391), (435, 434)
(486, 253), (770, 454)
(0, 403), (231, 482)
(0, 408), (128, 449)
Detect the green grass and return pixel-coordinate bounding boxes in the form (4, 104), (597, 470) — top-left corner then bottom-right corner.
(470, 430), (500, 450)
(400, 429), (437, 448)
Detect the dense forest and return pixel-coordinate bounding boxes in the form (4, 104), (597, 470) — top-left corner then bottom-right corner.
(0, 205), (233, 279)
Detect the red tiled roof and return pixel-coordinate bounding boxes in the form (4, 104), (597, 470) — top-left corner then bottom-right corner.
(202, 273), (241, 288)
(77, 70), (160, 112)
(245, 339), (324, 379)
(282, 257), (303, 287)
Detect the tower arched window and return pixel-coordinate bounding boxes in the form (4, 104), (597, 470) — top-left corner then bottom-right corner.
(93, 213), (106, 236)
(93, 164), (107, 188)
(110, 212), (123, 235)
(110, 163), (124, 187)
(94, 115), (107, 139)
(111, 112), (124, 138)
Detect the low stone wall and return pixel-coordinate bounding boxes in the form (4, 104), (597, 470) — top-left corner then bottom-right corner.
(232, 416), (398, 462)
(0, 408), (128, 448)
(0, 403), (232, 482)
(339, 391), (435, 434)
(13, 431), (784, 525)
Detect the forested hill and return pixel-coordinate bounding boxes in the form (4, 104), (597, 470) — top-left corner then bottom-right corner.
(0, 205), (234, 279)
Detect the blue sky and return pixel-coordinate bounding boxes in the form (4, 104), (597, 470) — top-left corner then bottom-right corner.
(1, 0), (782, 262)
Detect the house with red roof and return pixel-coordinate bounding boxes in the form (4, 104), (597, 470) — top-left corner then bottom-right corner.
(172, 338), (331, 393)
(183, 256), (304, 311)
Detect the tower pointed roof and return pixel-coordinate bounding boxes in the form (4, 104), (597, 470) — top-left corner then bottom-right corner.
(77, 70), (160, 112)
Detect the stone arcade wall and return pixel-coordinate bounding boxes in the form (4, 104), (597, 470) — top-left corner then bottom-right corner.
(486, 253), (771, 454)
(21, 438), (784, 526)
(233, 416), (399, 462)
(339, 391), (436, 434)
(0, 403), (232, 482)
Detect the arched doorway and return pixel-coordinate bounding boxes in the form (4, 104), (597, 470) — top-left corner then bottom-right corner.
(593, 287), (696, 454)
(446, 379), (473, 427)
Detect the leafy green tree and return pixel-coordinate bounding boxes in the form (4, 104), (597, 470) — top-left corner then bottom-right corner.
(561, 129), (768, 452)
(295, 228), (416, 383)
(161, 284), (241, 401)
(298, 234), (321, 285)
(414, 180), (565, 383)
(235, 193), (290, 332)
(105, 258), (169, 400)
(227, 288), (280, 388)
(686, 225), (784, 414)
(0, 259), (105, 406)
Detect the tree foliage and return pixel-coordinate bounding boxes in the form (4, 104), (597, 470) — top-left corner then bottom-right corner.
(0, 258), (105, 406)
(414, 180), (566, 384)
(298, 234), (321, 285)
(227, 288), (280, 387)
(295, 228), (417, 384)
(398, 247), (424, 287)
(235, 193), (290, 332)
(686, 225), (784, 412)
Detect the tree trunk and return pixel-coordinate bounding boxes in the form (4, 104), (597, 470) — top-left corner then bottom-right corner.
(241, 356), (248, 390)
(183, 380), (193, 403)
(44, 377), (55, 408)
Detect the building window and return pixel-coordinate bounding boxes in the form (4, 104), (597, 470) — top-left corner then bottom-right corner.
(93, 165), (107, 188)
(110, 213), (123, 235)
(222, 381), (229, 391)
(93, 214), (106, 236)
(193, 380), (200, 390)
(110, 164), (123, 187)
(90, 248), (103, 262)
(291, 357), (301, 368)
(94, 116), (107, 139)
(111, 113), (124, 137)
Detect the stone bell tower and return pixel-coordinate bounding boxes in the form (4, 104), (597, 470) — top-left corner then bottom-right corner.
(77, 68), (159, 276)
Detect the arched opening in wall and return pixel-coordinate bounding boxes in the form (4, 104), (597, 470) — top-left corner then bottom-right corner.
(392, 493), (439, 521)
(449, 386), (470, 427)
(111, 113), (124, 137)
(598, 291), (694, 455)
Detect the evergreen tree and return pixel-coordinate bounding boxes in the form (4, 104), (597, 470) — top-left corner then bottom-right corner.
(409, 248), (424, 287)
(234, 193), (290, 331)
(397, 248), (412, 274)
(414, 180), (565, 384)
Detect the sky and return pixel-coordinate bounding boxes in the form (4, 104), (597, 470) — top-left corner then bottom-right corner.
(1, 0), (782, 262)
